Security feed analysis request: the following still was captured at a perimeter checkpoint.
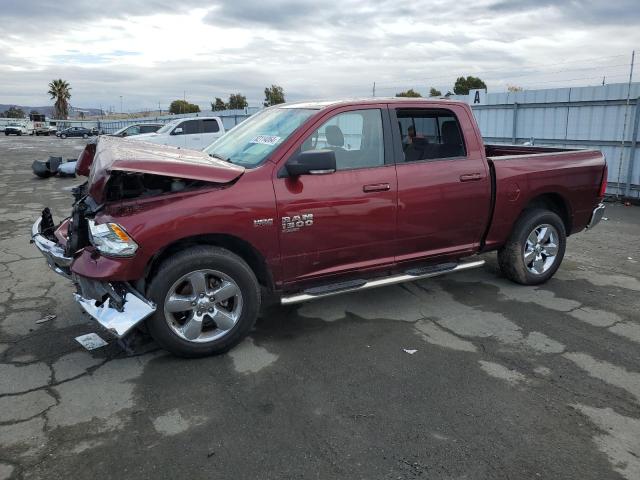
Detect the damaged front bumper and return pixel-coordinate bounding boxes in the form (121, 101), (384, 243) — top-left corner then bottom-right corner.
(31, 216), (156, 337)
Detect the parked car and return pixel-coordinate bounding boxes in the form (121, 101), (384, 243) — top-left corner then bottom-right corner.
(4, 122), (29, 136)
(35, 125), (57, 136)
(32, 98), (607, 357)
(130, 116), (224, 150)
(110, 123), (163, 137)
(56, 127), (94, 139)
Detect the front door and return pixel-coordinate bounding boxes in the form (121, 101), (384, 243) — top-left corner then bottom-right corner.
(274, 107), (398, 284)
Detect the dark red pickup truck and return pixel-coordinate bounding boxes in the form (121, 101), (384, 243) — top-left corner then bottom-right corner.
(32, 99), (607, 357)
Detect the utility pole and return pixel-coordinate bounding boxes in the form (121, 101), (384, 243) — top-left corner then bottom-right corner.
(158, 101), (161, 115)
(119, 95), (123, 114)
(372, 82), (376, 97)
(615, 50), (635, 198)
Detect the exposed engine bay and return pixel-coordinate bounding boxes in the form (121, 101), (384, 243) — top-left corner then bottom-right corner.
(105, 171), (210, 202)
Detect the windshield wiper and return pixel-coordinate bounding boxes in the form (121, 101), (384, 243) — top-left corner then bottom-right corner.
(209, 153), (231, 162)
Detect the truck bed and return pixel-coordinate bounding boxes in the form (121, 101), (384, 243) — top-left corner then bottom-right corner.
(483, 145), (606, 251)
(486, 144), (578, 158)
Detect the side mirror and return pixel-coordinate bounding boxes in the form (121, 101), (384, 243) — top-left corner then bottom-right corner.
(286, 150), (336, 177)
(172, 127), (183, 135)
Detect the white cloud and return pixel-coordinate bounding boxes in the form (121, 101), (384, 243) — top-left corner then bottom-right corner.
(0, 0), (638, 110)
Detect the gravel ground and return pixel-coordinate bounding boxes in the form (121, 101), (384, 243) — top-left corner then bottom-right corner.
(0, 135), (639, 480)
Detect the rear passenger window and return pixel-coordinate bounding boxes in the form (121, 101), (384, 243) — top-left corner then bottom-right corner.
(300, 109), (385, 171)
(203, 119), (220, 133)
(396, 109), (466, 162)
(181, 120), (201, 135)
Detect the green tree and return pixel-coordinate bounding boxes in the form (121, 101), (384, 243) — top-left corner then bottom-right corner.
(263, 84), (285, 106)
(48, 79), (71, 119)
(4, 106), (26, 118)
(30, 109), (40, 115)
(453, 76), (487, 95)
(211, 97), (227, 111)
(429, 87), (442, 97)
(228, 93), (248, 110)
(395, 88), (422, 98)
(169, 99), (200, 114)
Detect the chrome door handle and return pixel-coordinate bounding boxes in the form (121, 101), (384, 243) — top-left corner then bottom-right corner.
(363, 183), (391, 192)
(459, 173), (482, 182)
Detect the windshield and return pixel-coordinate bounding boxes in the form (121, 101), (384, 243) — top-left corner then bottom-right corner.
(155, 119), (181, 134)
(204, 108), (316, 167)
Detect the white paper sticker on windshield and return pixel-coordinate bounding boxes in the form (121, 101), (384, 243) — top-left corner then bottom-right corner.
(250, 135), (281, 146)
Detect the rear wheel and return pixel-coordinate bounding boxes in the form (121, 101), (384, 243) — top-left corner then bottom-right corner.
(61, 134), (67, 139)
(146, 246), (260, 357)
(82, 133), (88, 139)
(498, 209), (566, 285)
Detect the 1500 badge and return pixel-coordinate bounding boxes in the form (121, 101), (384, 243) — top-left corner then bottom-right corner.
(282, 214), (313, 232)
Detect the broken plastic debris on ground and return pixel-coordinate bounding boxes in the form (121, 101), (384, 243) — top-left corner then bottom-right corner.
(75, 333), (108, 350)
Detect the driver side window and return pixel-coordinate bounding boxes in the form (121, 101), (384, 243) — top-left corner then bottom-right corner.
(301, 109), (384, 171)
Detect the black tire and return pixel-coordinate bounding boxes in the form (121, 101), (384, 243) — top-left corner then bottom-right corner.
(17, 132), (22, 136)
(146, 246), (260, 357)
(61, 134), (66, 139)
(82, 133), (88, 139)
(497, 208), (566, 285)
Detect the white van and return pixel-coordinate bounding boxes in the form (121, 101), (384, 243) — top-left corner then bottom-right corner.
(131, 116), (225, 151)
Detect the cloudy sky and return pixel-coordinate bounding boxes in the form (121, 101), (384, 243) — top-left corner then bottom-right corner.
(1, 0), (639, 111)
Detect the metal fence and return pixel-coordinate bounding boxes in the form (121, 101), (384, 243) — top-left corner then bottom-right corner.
(46, 108), (260, 134)
(451, 82), (640, 198)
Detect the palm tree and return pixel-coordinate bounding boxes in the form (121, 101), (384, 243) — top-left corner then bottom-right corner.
(48, 79), (71, 119)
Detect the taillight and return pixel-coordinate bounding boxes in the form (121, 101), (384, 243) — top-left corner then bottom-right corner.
(598, 162), (608, 198)
(75, 140), (97, 176)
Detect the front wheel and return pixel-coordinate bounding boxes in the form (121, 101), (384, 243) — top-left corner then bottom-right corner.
(498, 209), (566, 285)
(146, 246), (261, 357)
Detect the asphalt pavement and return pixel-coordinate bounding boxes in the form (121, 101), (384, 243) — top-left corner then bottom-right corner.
(0, 135), (639, 480)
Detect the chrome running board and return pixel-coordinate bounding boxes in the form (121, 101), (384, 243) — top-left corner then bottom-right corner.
(281, 259), (485, 305)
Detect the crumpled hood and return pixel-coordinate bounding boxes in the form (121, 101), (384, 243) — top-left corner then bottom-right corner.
(87, 136), (244, 202)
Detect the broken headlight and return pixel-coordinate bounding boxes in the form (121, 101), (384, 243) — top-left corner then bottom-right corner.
(88, 220), (138, 257)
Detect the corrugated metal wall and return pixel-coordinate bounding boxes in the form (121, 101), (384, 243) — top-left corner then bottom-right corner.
(452, 82), (640, 197)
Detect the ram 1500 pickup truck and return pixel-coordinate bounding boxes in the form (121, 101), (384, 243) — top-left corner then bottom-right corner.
(31, 99), (607, 357)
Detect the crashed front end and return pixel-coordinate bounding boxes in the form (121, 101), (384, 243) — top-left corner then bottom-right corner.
(30, 136), (245, 339)
(31, 201), (156, 338)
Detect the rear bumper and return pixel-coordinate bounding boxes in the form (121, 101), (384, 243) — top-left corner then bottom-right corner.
(586, 203), (606, 229)
(31, 216), (156, 337)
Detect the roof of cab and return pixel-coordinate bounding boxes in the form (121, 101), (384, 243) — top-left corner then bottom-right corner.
(279, 97), (467, 110)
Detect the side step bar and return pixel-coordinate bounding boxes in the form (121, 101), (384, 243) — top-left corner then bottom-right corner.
(281, 259), (485, 305)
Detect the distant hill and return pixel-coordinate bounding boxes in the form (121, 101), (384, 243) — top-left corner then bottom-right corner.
(0, 104), (103, 118)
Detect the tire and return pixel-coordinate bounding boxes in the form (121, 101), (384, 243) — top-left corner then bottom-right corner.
(497, 208), (566, 285)
(17, 132), (22, 136)
(61, 134), (66, 139)
(145, 246), (261, 357)
(82, 133), (88, 139)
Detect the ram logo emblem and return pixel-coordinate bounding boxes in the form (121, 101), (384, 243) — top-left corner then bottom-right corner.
(282, 214), (313, 232)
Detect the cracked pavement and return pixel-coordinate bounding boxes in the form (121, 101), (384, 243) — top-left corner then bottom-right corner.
(0, 135), (639, 479)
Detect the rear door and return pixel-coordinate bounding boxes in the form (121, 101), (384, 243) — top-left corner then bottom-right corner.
(274, 106), (398, 284)
(391, 104), (491, 263)
(199, 119), (222, 150)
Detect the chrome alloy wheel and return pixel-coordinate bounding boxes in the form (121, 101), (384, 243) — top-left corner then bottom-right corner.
(163, 269), (243, 343)
(524, 224), (559, 275)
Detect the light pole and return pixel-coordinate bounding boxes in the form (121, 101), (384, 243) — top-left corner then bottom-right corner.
(120, 96), (123, 114)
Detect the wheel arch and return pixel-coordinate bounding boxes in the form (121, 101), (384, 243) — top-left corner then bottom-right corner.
(521, 192), (572, 234)
(144, 234), (274, 292)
